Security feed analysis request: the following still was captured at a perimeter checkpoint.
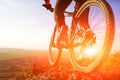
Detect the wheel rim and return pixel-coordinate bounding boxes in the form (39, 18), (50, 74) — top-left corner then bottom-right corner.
(49, 46), (61, 66)
(70, 0), (114, 73)
(49, 27), (62, 66)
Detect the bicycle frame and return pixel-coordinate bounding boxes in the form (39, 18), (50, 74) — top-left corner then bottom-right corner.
(64, 5), (87, 49)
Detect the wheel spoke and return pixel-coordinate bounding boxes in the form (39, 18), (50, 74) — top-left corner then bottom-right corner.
(69, 0), (114, 73)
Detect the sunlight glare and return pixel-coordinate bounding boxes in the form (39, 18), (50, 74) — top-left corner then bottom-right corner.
(85, 46), (96, 57)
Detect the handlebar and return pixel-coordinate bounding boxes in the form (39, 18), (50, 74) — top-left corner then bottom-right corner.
(42, 4), (74, 17)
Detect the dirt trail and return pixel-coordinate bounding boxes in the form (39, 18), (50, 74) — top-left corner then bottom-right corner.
(0, 50), (120, 80)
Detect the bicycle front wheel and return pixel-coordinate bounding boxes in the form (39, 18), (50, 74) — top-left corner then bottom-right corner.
(69, 0), (115, 73)
(49, 27), (62, 66)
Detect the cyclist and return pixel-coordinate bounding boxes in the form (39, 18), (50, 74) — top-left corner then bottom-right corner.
(42, 0), (95, 47)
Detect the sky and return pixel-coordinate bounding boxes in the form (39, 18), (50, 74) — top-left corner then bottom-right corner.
(0, 0), (120, 51)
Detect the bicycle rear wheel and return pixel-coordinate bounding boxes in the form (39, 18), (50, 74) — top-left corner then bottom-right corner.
(49, 26), (62, 66)
(69, 0), (115, 73)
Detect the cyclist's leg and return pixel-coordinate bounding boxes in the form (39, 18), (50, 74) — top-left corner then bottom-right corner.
(54, 0), (72, 26)
(79, 7), (96, 42)
(76, 0), (96, 43)
(76, 0), (90, 30)
(54, 0), (72, 47)
(79, 8), (90, 30)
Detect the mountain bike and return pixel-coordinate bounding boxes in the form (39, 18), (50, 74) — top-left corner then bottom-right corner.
(43, 0), (115, 73)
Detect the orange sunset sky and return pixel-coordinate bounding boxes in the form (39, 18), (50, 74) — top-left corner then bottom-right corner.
(0, 0), (120, 52)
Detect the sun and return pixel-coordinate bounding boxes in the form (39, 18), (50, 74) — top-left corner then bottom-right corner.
(85, 46), (97, 57)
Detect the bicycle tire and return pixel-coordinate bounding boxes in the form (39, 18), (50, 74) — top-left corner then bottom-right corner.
(69, 0), (115, 73)
(49, 26), (62, 66)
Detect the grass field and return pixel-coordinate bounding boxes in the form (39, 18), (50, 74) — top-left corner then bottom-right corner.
(0, 48), (49, 80)
(0, 48), (120, 80)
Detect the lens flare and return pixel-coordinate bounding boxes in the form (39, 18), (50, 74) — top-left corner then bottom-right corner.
(85, 46), (96, 57)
